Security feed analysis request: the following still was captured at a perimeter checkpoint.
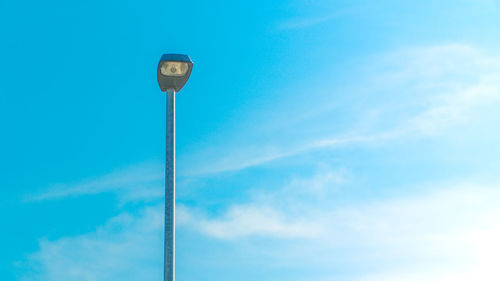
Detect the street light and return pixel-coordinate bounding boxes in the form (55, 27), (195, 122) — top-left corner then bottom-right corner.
(157, 54), (193, 281)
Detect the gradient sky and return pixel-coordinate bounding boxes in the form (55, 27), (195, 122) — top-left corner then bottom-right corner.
(2, 0), (500, 280)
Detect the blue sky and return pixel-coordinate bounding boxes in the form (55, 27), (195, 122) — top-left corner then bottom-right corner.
(1, 0), (500, 280)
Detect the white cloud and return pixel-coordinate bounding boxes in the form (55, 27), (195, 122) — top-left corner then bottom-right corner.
(181, 170), (500, 280)
(196, 205), (323, 239)
(176, 167), (347, 239)
(22, 206), (163, 281)
(381, 44), (500, 135)
(410, 74), (500, 134)
(23, 167), (500, 280)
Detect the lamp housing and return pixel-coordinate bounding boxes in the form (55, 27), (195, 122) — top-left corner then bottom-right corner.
(157, 54), (193, 92)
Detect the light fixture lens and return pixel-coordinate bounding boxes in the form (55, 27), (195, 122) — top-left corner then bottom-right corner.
(160, 62), (189, 77)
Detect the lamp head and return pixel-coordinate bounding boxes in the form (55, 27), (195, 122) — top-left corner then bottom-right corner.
(157, 54), (193, 92)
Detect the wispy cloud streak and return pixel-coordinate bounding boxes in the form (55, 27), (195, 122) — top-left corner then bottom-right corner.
(27, 162), (163, 203)
(184, 44), (500, 175)
(278, 12), (342, 30)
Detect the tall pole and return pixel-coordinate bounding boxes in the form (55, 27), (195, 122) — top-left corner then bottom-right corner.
(165, 89), (175, 281)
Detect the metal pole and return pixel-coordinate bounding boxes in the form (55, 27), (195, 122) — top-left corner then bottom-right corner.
(165, 89), (175, 281)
